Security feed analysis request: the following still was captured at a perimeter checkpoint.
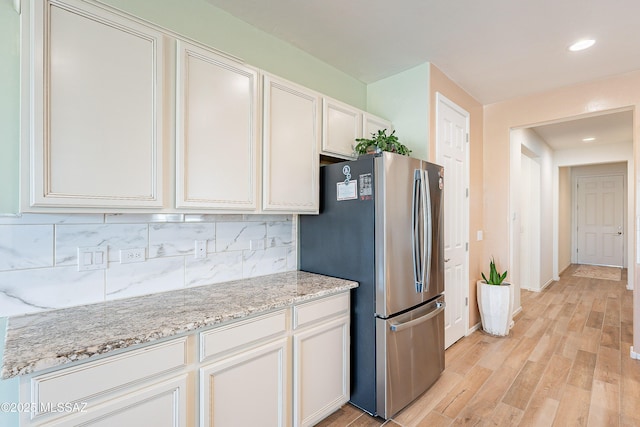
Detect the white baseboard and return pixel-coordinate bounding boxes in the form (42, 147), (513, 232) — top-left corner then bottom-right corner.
(631, 346), (640, 360)
(512, 306), (522, 317)
(467, 322), (481, 335)
(558, 264), (571, 275)
(521, 280), (553, 293)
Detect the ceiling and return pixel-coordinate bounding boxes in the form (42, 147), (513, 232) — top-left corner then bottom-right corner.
(204, 0), (637, 150)
(531, 110), (633, 151)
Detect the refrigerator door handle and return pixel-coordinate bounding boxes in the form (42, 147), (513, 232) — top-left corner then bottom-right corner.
(412, 169), (423, 293)
(389, 302), (446, 332)
(422, 169), (432, 293)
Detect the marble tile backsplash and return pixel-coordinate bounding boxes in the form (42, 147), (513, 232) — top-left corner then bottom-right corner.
(0, 213), (297, 317)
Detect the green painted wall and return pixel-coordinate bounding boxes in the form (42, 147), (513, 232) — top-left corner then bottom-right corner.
(367, 63), (430, 161)
(99, 0), (366, 107)
(0, 0), (367, 214)
(0, 1), (20, 214)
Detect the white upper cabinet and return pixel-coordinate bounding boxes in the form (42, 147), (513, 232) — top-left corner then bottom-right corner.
(363, 112), (393, 140)
(262, 74), (320, 213)
(321, 97), (362, 159)
(175, 41), (259, 211)
(21, 0), (389, 214)
(23, 0), (165, 209)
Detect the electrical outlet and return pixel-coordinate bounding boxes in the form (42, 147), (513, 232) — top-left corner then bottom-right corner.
(195, 240), (207, 259)
(120, 248), (146, 264)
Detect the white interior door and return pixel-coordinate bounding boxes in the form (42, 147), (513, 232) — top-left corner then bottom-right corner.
(436, 93), (469, 349)
(577, 175), (624, 267)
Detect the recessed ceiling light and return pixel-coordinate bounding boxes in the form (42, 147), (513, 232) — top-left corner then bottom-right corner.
(582, 137), (596, 142)
(569, 39), (596, 52)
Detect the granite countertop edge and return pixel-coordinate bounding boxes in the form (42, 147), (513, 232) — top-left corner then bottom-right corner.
(1, 271), (358, 379)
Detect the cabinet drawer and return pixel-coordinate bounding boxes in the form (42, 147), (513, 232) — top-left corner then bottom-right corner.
(200, 310), (287, 362)
(30, 337), (188, 419)
(293, 292), (350, 330)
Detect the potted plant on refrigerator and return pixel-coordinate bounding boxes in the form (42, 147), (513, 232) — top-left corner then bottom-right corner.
(354, 129), (412, 156)
(477, 258), (513, 336)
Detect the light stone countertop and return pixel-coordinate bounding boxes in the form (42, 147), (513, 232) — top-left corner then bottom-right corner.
(1, 271), (358, 379)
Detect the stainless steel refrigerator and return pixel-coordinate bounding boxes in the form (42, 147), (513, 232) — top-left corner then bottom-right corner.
(299, 152), (445, 419)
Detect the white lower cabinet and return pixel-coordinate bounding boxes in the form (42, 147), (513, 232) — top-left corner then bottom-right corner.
(18, 292), (350, 427)
(22, 337), (192, 426)
(200, 337), (289, 427)
(198, 309), (290, 427)
(41, 375), (190, 427)
(293, 294), (350, 427)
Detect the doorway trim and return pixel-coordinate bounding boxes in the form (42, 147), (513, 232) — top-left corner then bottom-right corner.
(509, 108), (634, 299)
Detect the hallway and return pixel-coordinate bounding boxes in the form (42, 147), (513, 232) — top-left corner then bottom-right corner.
(317, 264), (638, 426)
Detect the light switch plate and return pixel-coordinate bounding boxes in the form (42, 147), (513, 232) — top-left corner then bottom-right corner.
(78, 246), (108, 271)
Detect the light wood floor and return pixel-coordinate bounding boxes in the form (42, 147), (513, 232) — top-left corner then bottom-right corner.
(316, 265), (639, 426)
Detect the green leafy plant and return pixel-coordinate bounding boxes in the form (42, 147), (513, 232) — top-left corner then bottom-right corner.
(481, 258), (508, 285)
(354, 129), (411, 156)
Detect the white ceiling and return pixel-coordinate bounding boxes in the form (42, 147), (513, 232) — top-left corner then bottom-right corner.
(205, 0), (640, 105)
(204, 0), (637, 150)
(531, 110), (633, 151)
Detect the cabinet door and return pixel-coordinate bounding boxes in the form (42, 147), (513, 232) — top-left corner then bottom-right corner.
(293, 316), (349, 427)
(363, 113), (393, 140)
(176, 41), (259, 211)
(40, 375), (189, 427)
(321, 98), (362, 159)
(262, 75), (320, 213)
(25, 0), (165, 208)
(200, 337), (290, 427)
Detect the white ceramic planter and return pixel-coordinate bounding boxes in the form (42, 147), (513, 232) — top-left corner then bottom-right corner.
(476, 280), (513, 336)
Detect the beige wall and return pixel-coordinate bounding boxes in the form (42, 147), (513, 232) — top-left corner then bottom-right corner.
(558, 167), (572, 273)
(483, 70), (640, 352)
(429, 64), (484, 328)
